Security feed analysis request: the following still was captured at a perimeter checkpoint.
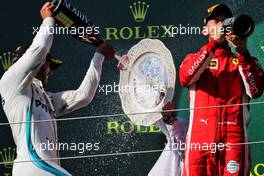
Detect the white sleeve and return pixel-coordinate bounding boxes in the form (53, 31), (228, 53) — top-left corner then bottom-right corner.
(50, 52), (105, 117)
(150, 118), (187, 176)
(1, 17), (54, 91)
(166, 117), (188, 142)
(154, 119), (170, 140)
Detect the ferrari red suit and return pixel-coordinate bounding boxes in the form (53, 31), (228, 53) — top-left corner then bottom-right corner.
(179, 39), (264, 176)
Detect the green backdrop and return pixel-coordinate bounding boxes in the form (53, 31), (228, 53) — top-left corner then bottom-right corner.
(0, 0), (263, 175)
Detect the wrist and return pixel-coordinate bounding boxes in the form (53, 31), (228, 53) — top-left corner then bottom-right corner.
(236, 48), (248, 55)
(237, 50), (251, 64)
(43, 17), (55, 25)
(163, 115), (177, 125)
(94, 52), (105, 60)
(91, 52), (105, 70)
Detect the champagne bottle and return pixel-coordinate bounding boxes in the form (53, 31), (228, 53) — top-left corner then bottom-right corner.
(52, 0), (104, 46)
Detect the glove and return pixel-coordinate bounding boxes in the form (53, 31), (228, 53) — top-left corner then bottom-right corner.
(96, 42), (115, 60)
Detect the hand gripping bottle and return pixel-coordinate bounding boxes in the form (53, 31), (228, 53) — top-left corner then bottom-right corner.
(52, 0), (104, 46)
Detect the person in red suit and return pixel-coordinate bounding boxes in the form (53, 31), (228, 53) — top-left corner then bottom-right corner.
(179, 4), (264, 176)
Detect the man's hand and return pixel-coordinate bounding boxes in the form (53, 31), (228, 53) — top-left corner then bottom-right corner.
(162, 102), (177, 125)
(40, 2), (54, 20)
(96, 42), (115, 60)
(226, 34), (248, 54)
(117, 55), (130, 70)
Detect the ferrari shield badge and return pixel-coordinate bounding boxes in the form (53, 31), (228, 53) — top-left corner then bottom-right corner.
(118, 39), (176, 126)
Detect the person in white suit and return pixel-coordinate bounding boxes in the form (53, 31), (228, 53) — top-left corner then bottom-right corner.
(0, 2), (115, 175)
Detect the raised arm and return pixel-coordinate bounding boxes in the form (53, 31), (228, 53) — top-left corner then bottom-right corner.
(237, 52), (264, 98)
(50, 43), (115, 117)
(1, 3), (54, 90)
(226, 34), (264, 99)
(179, 40), (218, 87)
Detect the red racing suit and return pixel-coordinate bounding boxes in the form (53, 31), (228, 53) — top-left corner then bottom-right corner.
(179, 39), (264, 176)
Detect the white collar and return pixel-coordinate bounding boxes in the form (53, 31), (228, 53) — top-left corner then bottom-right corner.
(33, 78), (44, 89)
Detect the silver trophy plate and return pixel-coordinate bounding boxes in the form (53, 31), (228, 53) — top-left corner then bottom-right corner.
(119, 39), (176, 126)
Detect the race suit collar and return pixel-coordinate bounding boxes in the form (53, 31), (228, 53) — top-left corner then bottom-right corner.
(33, 78), (44, 89)
(214, 44), (231, 57)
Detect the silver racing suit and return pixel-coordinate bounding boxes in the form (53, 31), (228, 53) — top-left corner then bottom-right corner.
(0, 17), (105, 176)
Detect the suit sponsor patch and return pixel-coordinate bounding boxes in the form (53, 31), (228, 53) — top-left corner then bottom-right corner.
(208, 59), (218, 70)
(226, 160), (239, 174)
(188, 51), (208, 75)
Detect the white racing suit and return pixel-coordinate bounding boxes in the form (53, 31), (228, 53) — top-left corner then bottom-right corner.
(0, 17), (105, 175)
(148, 118), (188, 176)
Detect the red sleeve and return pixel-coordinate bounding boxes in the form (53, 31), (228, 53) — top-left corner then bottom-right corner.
(179, 40), (218, 87)
(238, 51), (264, 99)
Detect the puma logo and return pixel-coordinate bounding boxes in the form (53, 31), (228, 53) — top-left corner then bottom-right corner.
(200, 118), (208, 125)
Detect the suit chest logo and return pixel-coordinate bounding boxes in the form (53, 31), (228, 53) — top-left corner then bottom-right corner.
(208, 59), (218, 70)
(232, 58), (239, 65)
(35, 99), (53, 115)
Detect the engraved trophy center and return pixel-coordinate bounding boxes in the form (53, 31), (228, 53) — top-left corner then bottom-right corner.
(130, 54), (168, 109)
(119, 39), (176, 126)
